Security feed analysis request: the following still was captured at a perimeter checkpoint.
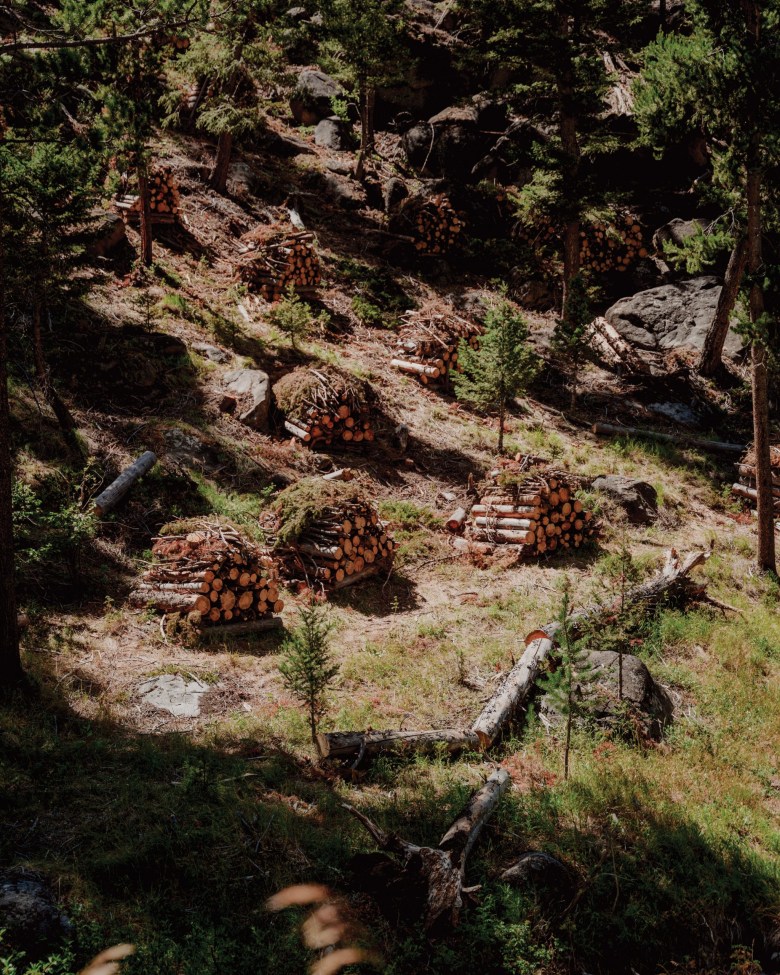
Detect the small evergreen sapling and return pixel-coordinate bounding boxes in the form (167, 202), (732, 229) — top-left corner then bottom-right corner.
(279, 599), (338, 745)
(539, 590), (596, 780)
(452, 298), (539, 454)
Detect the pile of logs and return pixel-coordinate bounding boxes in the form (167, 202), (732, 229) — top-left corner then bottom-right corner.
(274, 366), (375, 448)
(114, 167), (182, 223)
(261, 482), (394, 591)
(394, 194), (464, 254)
(130, 523), (283, 626)
(391, 306), (482, 385)
(732, 445), (780, 510)
(516, 211), (647, 274)
(468, 465), (597, 554)
(237, 228), (320, 302)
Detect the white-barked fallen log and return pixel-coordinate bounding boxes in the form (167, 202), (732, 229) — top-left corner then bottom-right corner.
(93, 451), (157, 516)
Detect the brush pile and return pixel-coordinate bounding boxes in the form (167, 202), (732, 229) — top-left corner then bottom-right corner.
(130, 522), (283, 625)
(260, 479), (394, 590)
(114, 167), (182, 223)
(274, 366), (375, 448)
(468, 462), (597, 554)
(237, 227), (320, 301)
(391, 306), (482, 385)
(732, 445), (780, 510)
(516, 211), (647, 274)
(393, 194), (464, 254)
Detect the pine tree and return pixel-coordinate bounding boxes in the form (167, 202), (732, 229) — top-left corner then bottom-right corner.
(539, 590), (596, 780)
(461, 0), (646, 309)
(452, 299), (539, 454)
(279, 600), (338, 745)
(634, 1), (780, 573)
(320, 0), (406, 180)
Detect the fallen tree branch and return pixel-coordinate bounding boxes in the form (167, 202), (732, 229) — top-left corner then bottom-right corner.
(93, 451), (157, 516)
(317, 728), (479, 764)
(592, 422), (744, 455)
(345, 768), (509, 929)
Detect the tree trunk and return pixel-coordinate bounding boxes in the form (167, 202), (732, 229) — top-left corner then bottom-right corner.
(317, 728), (479, 763)
(210, 131), (233, 194)
(32, 301), (82, 456)
(557, 14), (580, 312)
(470, 549), (710, 749)
(498, 401), (505, 454)
(138, 169), (153, 266)
(745, 1), (775, 573)
(92, 451), (157, 516)
(697, 236), (748, 376)
(0, 226), (22, 689)
(659, 0), (667, 32)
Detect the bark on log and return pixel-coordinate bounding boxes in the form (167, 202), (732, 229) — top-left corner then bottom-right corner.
(317, 728), (479, 763)
(93, 451), (157, 516)
(592, 422), (744, 455)
(698, 236), (748, 377)
(445, 508), (467, 533)
(470, 549), (709, 749)
(344, 768), (509, 929)
(331, 565), (381, 589)
(199, 617), (284, 639)
(732, 483), (780, 506)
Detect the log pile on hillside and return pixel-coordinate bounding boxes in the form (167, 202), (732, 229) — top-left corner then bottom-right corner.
(732, 444), (780, 510)
(585, 317), (648, 375)
(114, 167), (182, 223)
(260, 479), (394, 591)
(391, 306), (482, 385)
(274, 366), (376, 448)
(516, 211), (646, 274)
(393, 193), (464, 254)
(468, 462), (597, 553)
(130, 522), (283, 626)
(237, 227), (320, 301)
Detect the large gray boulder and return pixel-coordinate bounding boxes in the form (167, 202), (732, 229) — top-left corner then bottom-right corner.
(84, 211), (126, 257)
(222, 368), (271, 431)
(314, 116), (353, 151)
(290, 69), (343, 125)
(590, 475), (658, 525)
(541, 650), (674, 740)
(0, 873), (72, 958)
(605, 276), (742, 355)
(403, 104), (489, 179)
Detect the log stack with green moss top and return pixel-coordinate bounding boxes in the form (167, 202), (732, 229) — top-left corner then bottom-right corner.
(259, 479), (394, 590)
(130, 520), (283, 625)
(274, 366), (376, 447)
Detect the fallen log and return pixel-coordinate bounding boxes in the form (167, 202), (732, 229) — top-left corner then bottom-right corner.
(445, 507), (467, 533)
(592, 422), (744, 455)
(93, 451), (157, 516)
(731, 483), (780, 506)
(345, 768), (509, 929)
(199, 617), (284, 639)
(317, 728), (479, 763)
(471, 548), (709, 749)
(331, 565), (381, 589)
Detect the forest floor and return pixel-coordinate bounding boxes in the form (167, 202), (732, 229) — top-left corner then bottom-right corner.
(2, 124), (779, 975)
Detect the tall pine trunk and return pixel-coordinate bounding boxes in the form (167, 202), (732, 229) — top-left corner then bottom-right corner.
(0, 225), (22, 689)
(138, 169), (153, 266)
(32, 300), (81, 456)
(745, 3), (775, 574)
(210, 131), (234, 194)
(355, 78), (374, 181)
(747, 165), (775, 572)
(697, 236), (748, 376)
(557, 15), (580, 313)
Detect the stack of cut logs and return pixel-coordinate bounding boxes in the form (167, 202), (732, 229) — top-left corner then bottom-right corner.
(469, 467), (596, 554)
(516, 211), (647, 274)
(274, 366), (375, 448)
(732, 445), (780, 510)
(237, 228), (320, 302)
(394, 194), (464, 254)
(261, 489), (394, 591)
(391, 307), (482, 385)
(114, 167), (182, 223)
(130, 523), (283, 625)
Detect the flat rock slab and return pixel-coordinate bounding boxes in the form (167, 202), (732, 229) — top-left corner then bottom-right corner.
(590, 475), (658, 524)
(605, 276), (743, 354)
(0, 874), (72, 958)
(138, 674), (210, 717)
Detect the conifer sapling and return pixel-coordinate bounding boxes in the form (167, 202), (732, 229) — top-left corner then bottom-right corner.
(452, 298), (539, 454)
(279, 598), (338, 745)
